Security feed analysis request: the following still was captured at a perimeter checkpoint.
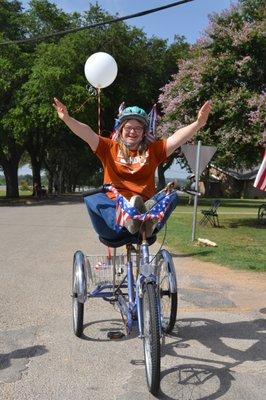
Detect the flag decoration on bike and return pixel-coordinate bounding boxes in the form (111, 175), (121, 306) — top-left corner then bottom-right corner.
(253, 151), (266, 191)
(146, 104), (157, 144)
(115, 191), (177, 231)
(111, 101), (126, 140)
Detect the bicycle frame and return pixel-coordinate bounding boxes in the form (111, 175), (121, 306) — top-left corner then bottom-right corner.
(72, 181), (197, 395)
(86, 241), (161, 338)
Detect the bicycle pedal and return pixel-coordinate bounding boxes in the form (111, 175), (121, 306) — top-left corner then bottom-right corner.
(103, 297), (116, 305)
(107, 331), (125, 340)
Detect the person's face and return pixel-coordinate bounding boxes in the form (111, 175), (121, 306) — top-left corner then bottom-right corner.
(121, 119), (145, 149)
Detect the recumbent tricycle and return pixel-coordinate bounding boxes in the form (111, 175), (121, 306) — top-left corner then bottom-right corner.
(71, 181), (198, 395)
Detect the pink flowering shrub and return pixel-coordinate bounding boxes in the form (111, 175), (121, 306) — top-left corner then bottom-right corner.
(159, 0), (265, 168)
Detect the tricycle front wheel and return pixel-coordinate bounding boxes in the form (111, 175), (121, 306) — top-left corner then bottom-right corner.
(142, 283), (161, 396)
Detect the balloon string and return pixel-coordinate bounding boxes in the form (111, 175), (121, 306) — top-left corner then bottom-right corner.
(98, 88), (101, 135)
(73, 98), (90, 114)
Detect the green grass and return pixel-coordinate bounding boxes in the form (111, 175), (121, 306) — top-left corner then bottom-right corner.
(0, 190), (32, 197)
(158, 196), (266, 272)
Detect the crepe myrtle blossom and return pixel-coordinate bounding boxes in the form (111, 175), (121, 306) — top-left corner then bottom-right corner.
(248, 92), (266, 124)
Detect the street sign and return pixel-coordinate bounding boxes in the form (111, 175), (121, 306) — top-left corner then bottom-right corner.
(182, 143), (217, 242)
(181, 144), (217, 175)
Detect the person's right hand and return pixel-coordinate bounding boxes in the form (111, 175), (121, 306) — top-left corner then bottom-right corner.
(53, 98), (69, 120)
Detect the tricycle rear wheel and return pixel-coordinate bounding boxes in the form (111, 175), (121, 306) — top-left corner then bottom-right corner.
(72, 251), (87, 337)
(73, 296), (84, 337)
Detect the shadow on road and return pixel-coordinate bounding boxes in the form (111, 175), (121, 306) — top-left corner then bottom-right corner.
(81, 318), (138, 342)
(171, 251), (212, 258)
(158, 317), (266, 399)
(0, 345), (48, 371)
(160, 363), (234, 400)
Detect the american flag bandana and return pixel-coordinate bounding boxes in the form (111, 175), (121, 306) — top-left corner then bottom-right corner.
(115, 196), (140, 229)
(115, 191), (177, 232)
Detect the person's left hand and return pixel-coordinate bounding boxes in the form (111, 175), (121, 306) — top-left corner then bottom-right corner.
(197, 100), (212, 128)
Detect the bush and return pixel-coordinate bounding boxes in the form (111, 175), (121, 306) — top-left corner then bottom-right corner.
(20, 180), (30, 191)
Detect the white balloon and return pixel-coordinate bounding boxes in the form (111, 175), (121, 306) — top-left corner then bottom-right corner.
(84, 52), (118, 89)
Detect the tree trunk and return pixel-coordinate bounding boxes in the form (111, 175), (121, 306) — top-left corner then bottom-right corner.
(26, 133), (47, 194)
(0, 142), (24, 198)
(2, 160), (20, 198)
(42, 158), (54, 194)
(30, 154), (42, 189)
(48, 174), (53, 194)
(59, 168), (64, 193)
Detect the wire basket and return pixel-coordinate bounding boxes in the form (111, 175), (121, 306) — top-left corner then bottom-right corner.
(86, 253), (158, 288)
(86, 254), (126, 286)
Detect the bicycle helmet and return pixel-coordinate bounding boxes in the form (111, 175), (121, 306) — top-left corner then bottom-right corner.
(118, 106), (149, 128)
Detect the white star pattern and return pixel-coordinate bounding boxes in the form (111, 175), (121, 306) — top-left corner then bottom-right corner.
(115, 192), (176, 230)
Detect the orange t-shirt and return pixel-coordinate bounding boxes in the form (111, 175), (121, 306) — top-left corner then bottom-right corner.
(95, 137), (167, 200)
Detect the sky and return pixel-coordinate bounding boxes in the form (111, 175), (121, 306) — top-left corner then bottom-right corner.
(21, 0), (236, 44)
(17, 0), (236, 178)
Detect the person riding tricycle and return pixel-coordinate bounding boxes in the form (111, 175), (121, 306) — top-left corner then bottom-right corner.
(53, 98), (211, 240)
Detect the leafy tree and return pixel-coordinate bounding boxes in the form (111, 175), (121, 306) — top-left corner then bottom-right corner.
(1, 0), (80, 196)
(0, 1), (29, 197)
(0, 0), (72, 196)
(0, 0), (26, 40)
(1, 2), (189, 197)
(19, 0), (78, 188)
(159, 0), (265, 170)
(23, 0), (74, 36)
(16, 4), (189, 193)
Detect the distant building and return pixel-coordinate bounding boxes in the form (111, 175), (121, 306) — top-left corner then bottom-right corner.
(208, 165), (266, 198)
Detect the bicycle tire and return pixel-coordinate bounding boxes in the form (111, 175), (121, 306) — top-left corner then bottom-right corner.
(142, 283), (161, 395)
(157, 250), (177, 333)
(73, 297), (84, 337)
(72, 251), (87, 337)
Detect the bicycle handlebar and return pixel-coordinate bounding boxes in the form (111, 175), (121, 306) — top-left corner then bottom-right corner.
(82, 184), (112, 198)
(82, 181), (201, 198)
(180, 187), (202, 196)
(159, 181), (201, 197)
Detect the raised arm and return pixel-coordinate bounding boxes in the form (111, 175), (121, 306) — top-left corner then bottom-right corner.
(166, 101), (212, 157)
(53, 97), (99, 152)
